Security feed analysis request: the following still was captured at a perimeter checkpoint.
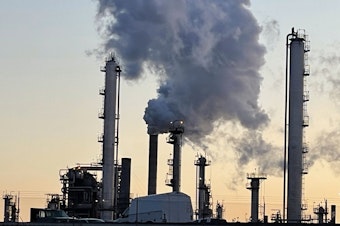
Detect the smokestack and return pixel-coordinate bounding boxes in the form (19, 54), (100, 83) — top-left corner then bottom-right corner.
(96, 2), (269, 168)
(148, 134), (158, 195)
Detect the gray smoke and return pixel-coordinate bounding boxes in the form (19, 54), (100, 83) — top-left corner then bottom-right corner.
(96, 0), (271, 165)
(261, 19), (280, 51)
(229, 130), (282, 176)
(309, 129), (340, 173)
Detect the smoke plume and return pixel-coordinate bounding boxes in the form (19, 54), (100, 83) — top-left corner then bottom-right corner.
(96, 0), (270, 164)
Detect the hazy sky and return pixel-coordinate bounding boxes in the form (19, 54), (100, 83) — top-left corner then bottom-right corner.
(1, 0), (340, 222)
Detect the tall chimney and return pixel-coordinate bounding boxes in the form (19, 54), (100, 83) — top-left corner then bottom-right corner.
(148, 134), (158, 195)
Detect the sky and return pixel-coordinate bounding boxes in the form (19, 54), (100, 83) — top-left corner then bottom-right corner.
(1, 0), (340, 223)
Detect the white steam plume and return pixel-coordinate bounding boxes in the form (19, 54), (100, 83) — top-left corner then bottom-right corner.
(96, 0), (274, 172)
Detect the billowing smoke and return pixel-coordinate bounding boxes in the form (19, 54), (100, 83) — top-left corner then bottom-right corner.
(96, 0), (271, 165)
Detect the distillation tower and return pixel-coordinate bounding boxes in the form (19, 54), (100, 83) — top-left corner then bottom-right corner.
(285, 28), (310, 223)
(98, 55), (122, 220)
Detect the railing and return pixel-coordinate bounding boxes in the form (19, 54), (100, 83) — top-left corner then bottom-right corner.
(99, 88), (105, 95)
(98, 109), (104, 119)
(303, 115), (309, 127)
(97, 134), (104, 143)
(304, 65), (310, 75)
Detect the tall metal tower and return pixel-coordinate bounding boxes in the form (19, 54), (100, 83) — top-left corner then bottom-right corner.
(3, 193), (19, 223)
(195, 155), (212, 220)
(165, 120), (184, 192)
(99, 54), (121, 220)
(284, 28), (310, 223)
(246, 173), (267, 222)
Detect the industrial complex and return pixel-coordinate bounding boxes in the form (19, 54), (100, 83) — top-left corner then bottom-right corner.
(2, 29), (337, 225)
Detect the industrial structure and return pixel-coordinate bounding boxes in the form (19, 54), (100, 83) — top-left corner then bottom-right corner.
(51, 55), (131, 220)
(165, 120), (184, 192)
(59, 166), (101, 218)
(98, 55), (122, 220)
(6, 29), (340, 225)
(246, 172), (267, 222)
(284, 28), (310, 223)
(3, 193), (18, 223)
(148, 132), (158, 195)
(195, 155), (212, 220)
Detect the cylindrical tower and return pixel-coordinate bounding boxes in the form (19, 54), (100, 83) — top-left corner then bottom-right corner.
(286, 29), (310, 223)
(330, 205), (336, 224)
(166, 120), (184, 192)
(172, 133), (181, 192)
(3, 195), (11, 222)
(148, 134), (158, 195)
(195, 156), (212, 219)
(117, 158), (131, 215)
(246, 173), (266, 223)
(100, 56), (119, 220)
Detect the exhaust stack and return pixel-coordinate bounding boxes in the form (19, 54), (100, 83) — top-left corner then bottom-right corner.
(148, 134), (158, 195)
(166, 120), (184, 192)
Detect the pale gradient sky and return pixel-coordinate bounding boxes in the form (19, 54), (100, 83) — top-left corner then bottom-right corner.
(1, 0), (340, 222)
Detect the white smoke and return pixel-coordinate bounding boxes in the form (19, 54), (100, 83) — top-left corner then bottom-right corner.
(96, 0), (278, 174)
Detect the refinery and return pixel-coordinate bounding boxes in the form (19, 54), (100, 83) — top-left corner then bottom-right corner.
(1, 28), (339, 226)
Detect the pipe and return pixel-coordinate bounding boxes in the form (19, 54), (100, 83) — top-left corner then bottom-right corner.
(283, 28), (296, 221)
